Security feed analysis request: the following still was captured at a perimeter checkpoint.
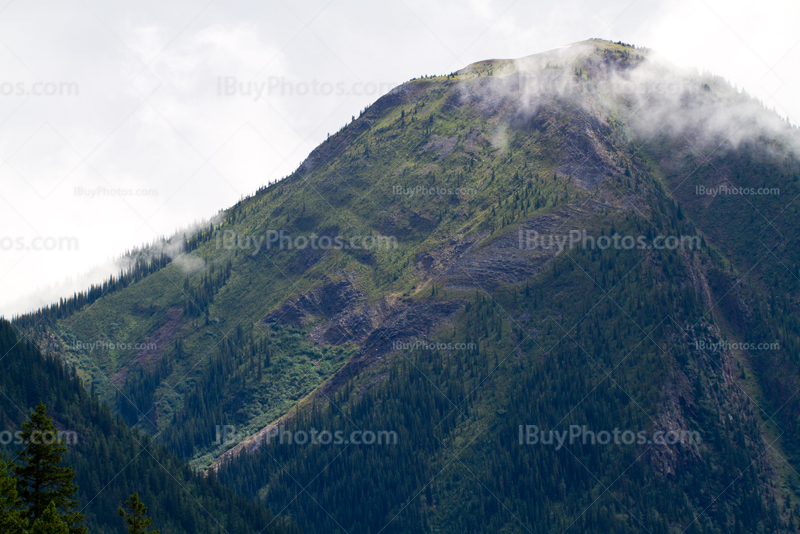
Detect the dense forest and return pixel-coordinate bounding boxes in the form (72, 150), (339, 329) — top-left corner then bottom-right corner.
(0, 319), (301, 534)
(6, 39), (800, 533)
(215, 202), (793, 533)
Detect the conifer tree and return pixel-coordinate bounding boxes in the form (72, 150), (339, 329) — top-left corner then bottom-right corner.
(30, 502), (69, 534)
(0, 458), (26, 534)
(13, 402), (86, 534)
(119, 493), (159, 534)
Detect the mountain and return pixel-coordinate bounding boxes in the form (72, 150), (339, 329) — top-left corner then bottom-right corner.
(0, 318), (302, 534)
(10, 39), (800, 532)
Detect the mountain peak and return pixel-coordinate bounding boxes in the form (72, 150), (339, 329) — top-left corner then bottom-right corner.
(10, 38), (800, 534)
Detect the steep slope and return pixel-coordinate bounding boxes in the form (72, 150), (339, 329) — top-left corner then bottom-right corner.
(11, 39), (800, 533)
(0, 318), (302, 533)
(15, 41), (623, 468)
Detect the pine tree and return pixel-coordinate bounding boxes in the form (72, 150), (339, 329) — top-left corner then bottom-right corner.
(118, 493), (159, 534)
(30, 502), (69, 534)
(0, 458), (26, 534)
(12, 402), (86, 534)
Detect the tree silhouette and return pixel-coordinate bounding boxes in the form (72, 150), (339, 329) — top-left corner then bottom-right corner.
(119, 493), (159, 534)
(0, 457), (26, 534)
(13, 402), (86, 534)
(30, 502), (69, 534)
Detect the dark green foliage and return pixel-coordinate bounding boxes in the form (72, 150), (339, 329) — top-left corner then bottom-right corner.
(0, 458), (26, 534)
(13, 251), (171, 329)
(217, 214), (785, 533)
(7, 39), (800, 534)
(118, 493), (159, 534)
(13, 402), (86, 533)
(30, 501), (70, 534)
(0, 319), (301, 534)
(115, 352), (172, 430)
(182, 258), (232, 318)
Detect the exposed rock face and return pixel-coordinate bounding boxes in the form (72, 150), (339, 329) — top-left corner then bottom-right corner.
(261, 276), (365, 329)
(316, 298), (466, 398)
(260, 274), (466, 396)
(261, 275), (393, 346)
(211, 278), (466, 470)
(258, 197), (622, 409)
(438, 201), (610, 290)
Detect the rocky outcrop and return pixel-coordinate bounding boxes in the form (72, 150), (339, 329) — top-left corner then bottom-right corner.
(439, 201), (609, 290)
(316, 297), (465, 398)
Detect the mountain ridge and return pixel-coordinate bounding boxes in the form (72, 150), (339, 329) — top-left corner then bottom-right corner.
(8, 38), (800, 533)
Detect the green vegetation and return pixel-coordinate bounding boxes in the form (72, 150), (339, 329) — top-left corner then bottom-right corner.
(118, 494), (159, 534)
(0, 458), (26, 534)
(7, 39), (800, 533)
(216, 204), (792, 533)
(14, 403), (86, 533)
(0, 319), (302, 534)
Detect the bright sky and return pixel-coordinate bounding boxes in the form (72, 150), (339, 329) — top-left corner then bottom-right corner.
(1, 0), (798, 316)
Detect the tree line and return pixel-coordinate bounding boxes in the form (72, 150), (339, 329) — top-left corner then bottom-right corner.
(1, 402), (157, 534)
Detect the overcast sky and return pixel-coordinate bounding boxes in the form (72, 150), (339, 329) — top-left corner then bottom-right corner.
(0, 0), (798, 317)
